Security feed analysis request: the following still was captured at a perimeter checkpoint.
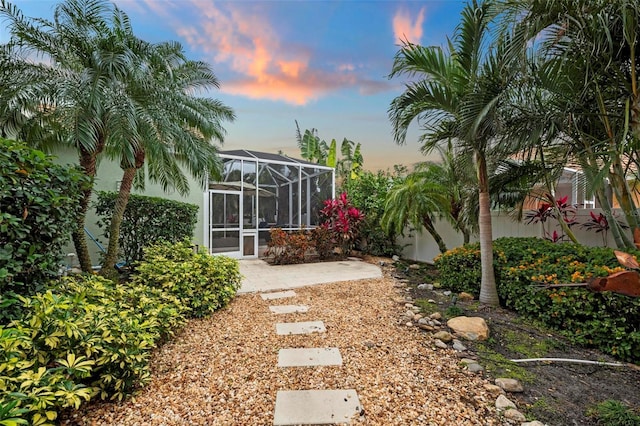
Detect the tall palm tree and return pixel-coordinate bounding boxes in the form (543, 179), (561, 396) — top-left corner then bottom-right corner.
(388, 0), (524, 305)
(100, 40), (235, 275)
(0, 0), (145, 271)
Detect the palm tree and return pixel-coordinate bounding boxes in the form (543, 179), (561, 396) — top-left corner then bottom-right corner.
(99, 40), (235, 275)
(501, 0), (640, 249)
(0, 0), (145, 271)
(388, 0), (524, 305)
(381, 163), (452, 254)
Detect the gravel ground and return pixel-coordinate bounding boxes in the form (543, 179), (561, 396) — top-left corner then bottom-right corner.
(61, 259), (501, 425)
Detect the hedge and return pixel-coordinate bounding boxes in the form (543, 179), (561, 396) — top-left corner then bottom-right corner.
(434, 237), (640, 362)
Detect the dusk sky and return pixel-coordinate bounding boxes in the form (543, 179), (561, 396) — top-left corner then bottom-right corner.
(1, 0), (467, 171)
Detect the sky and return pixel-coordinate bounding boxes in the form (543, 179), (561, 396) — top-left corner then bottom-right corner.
(1, 0), (467, 172)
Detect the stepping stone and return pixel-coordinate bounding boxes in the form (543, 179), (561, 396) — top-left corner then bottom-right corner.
(273, 389), (361, 425)
(269, 304), (309, 314)
(260, 290), (296, 300)
(276, 321), (326, 335)
(277, 347), (342, 367)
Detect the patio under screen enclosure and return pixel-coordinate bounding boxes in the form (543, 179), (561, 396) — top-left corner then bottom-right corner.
(204, 150), (335, 258)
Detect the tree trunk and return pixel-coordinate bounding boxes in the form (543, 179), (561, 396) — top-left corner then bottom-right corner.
(99, 166), (136, 279)
(73, 142), (103, 272)
(421, 214), (448, 254)
(100, 149), (145, 279)
(476, 152), (499, 306)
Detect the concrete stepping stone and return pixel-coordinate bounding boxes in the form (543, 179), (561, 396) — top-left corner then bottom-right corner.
(269, 304), (309, 314)
(275, 321), (325, 335)
(277, 347), (342, 367)
(273, 389), (361, 425)
(260, 290), (296, 300)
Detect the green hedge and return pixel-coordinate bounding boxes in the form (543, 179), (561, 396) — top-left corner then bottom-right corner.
(95, 191), (199, 265)
(434, 237), (640, 362)
(0, 138), (89, 298)
(1, 241), (241, 425)
(132, 240), (241, 318)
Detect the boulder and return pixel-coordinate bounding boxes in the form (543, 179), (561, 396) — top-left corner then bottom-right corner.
(447, 316), (489, 341)
(495, 378), (524, 393)
(495, 394), (516, 411)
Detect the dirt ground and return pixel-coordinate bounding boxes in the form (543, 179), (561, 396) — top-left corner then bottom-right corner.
(388, 257), (640, 426)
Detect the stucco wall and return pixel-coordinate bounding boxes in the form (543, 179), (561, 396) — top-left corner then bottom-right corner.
(54, 147), (205, 267)
(400, 209), (631, 263)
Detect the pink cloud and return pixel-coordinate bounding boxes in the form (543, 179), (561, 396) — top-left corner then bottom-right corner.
(165, 1), (358, 105)
(392, 7), (425, 44)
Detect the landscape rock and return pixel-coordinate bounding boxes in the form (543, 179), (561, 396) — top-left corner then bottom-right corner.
(418, 324), (434, 331)
(434, 339), (448, 349)
(460, 358), (478, 365)
(392, 255), (400, 261)
(447, 316), (489, 341)
(521, 421), (546, 426)
(483, 384), (504, 397)
(452, 339), (467, 352)
(458, 292), (475, 301)
(405, 322), (413, 327)
(503, 408), (526, 422)
(466, 363), (484, 373)
(432, 331), (453, 342)
(495, 378), (524, 393)
(429, 312), (442, 320)
(409, 264), (420, 270)
(417, 283), (434, 290)
(442, 290), (452, 296)
(495, 394), (516, 411)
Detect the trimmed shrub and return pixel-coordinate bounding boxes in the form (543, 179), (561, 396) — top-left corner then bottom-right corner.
(0, 274), (188, 425)
(132, 240), (241, 317)
(95, 191), (199, 266)
(434, 237), (640, 362)
(0, 138), (89, 297)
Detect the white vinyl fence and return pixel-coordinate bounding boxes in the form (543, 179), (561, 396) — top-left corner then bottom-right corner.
(398, 209), (629, 263)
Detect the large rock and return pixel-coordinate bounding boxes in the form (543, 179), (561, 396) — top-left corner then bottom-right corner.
(495, 378), (524, 393)
(495, 394), (516, 411)
(432, 331), (454, 342)
(447, 316), (489, 341)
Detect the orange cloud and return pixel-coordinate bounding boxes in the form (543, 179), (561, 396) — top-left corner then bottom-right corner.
(163, 1), (358, 105)
(392, 7), (425, 44)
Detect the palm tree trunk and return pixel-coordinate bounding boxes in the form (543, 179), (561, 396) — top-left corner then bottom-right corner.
(421, 214), (448, 254)
(100, 149), (145, 278)
(72, 143), (103, 272)
(99, 166), (135, 279)
(476, 152), (499, 306)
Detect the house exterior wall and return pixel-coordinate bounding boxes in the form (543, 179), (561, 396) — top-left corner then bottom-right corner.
(53, 146), (205, 267)
(399, 209), (629, 263)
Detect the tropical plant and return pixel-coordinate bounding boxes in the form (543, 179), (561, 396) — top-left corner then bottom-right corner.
(524, 195), (578, 243)
(319, 192), (364, 256)
(0, 0), (142, 272)
(381, 164), (451, 254)
(0, 138), (89, 302)
(0, 0), (235, 277)
(388, 0), (526, 305)
(501, 0), (640, 249)
(342, 169), (403, 256)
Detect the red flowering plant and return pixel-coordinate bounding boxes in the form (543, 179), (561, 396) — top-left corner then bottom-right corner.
(318, 192), (365, 256)
(524, 194), (577, 243)
(580, 211), (628, 246)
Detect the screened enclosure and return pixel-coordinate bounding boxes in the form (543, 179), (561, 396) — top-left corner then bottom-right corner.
(204, 150), (335, 258)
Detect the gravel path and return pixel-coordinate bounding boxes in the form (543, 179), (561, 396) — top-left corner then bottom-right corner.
(61, 261), (501, 425)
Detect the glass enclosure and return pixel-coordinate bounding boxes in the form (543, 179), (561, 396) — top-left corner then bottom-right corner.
(205, 150), (335, 258)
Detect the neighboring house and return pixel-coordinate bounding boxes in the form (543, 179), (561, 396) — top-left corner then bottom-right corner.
(400, 166), (633, 263)
(55, 147), (335, 264)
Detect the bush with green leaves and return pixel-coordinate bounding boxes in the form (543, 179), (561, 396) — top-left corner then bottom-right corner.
(95, 191), (199, 265)
(434, 237), (640, 362)
(132, 240), (241, 317)
(0, 138), (89, 298)
(0, 274), (188, 425)
(342, 169), (402, 256)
